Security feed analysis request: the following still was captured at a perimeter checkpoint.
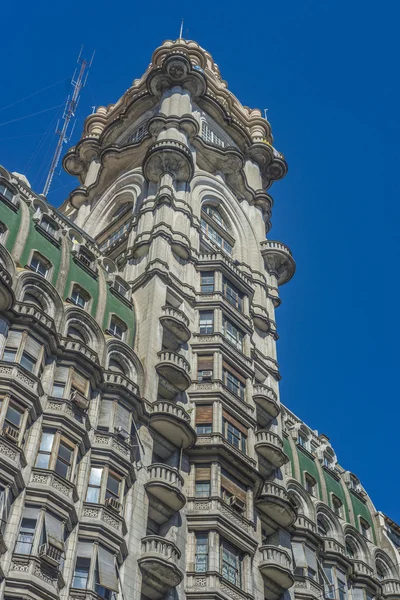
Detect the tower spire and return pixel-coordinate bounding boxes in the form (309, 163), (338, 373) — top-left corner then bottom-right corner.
(179, 18), (184, 39)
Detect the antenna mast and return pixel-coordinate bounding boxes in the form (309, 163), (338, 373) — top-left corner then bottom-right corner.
(42, 47), (94, 197)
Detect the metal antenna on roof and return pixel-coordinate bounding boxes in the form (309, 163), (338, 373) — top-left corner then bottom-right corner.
(264, 108), (268, 120)
(179, 18), (184, 39)
(42, 47), (95, 197)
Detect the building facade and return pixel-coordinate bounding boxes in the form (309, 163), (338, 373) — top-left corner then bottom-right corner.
(0, 37), (398, 600)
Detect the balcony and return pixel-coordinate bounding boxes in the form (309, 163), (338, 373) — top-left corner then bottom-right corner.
(103, 370), (140, 398)
(186, 572), (251, 600)
(45, 397), (91, 438)
(29, 468), (78, 523)
(145, 464), (186, 523)
(259, 545), (294, 592)
(252, 304), (272, 333)
(139, 535), (183, 599)
(186, 497), (256, 542)
(0, 263), (14, 312)
(351, 560), (377, 586)
(81, 502), (127, 541)
(382, 579), (400, 598)
(255, 430), (288, 468)
(295, 514), (318, 537)
(156, 350), (191, 397)
(322, 537), (346, 560)
(160, 305), (191, 344)
(0, 360), (42, 398)
(260, 240), (296, 285)
(256, 482), (297, 529)
(192, 432), (257, 474)
(149, 401), (196, 449)
(7, 555), (63, 597)
(294, 576), (324, 599)
(253, 384), (280, 418)
(61, 337), (99, 365)
(0, 430), (26, 490)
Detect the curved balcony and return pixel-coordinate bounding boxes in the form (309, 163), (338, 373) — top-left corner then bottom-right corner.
(259, 545), (294, 591)
(139, 535), (183, 599)
(256, 482), (297, 529)
(143, 139), (194, 183)
(260, 240), (296, 285)
(160, 305), (191, 344)
(145, 463), (186, 523)
(295, 514), (318, 536)
(156, 350), (191, 396)
(149, 401), (196, 449)
(322, 537), (346, 560)
(255, 430), (288, 468)
(252, 304), (272, 333)
(253, 384), (280, 418)
(0, 264), (14, 312)
(382, 579), (400, 599)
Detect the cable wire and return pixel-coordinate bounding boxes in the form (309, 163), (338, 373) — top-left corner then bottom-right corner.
(0, 104), (63, 128)
(0, 77), (69, 114)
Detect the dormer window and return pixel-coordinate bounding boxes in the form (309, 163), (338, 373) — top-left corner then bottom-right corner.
(29, 252), (50, 278)
(108, 316), (127, 341)
(0, 183), (15, 204)
(70, 285), (90, 309)
(40, 216), (58, 238)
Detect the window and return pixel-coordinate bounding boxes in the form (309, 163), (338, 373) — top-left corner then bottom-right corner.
(20, 351), (36, 372)
(292, 542), (318, 579)
(323, 455), (331, 468)
(35, 430), (75, 480)
(199, 311), (214, 334)
(201, 205), (233, 256)
(221, 540), (241, 586)
(40, 216), (58, 238)
(108, 358), (125, 374)
(360, 518), (371, 540)
(105, 472), (121, 501)
(376, 562), (387, 581)
(323, 566), (348, 600)
(195, 405), (213, 435)
(221, 468), (247, 509)
(23, 292), (44, 310)
(51, 365), (90, 400)
(77, 247), (94, 268)
(332, 495), (343, 518)
(346, 541), (356, 558)
(87, 467), (103, 503)
(223, 413), (247, 453)
(223, 278), (243, 311)
(0, 183), (14, 203)
(70, 285), (89, 309)
(200, 272), (214, 293)
(16, 509), (37, 554)
(0, 222), (8, 244)
(112, 203), (130, 221)
(86, 466), (123, 505)
(223, 363), (245, 400)
(201, 122), (228, 148)
(195, 482), (211, 497)
(4, 402), (23, 436)
(73, 556), (91, 589)
(197, 355), (213, 381)
(67, 325), (87, 343)
(317, 517), (329, 537)
(108, 316), (127, 340)
(196, 533), (208, 572)
(2, 329), (42, 374)
(223, 318), (243, 350)
(99, 221), (130, 251)
(114, 279), (129, 297)
(72, 542), (118, 598)
(298, 433), (308, 449)
(29, 253), (49, 277)
(195, 465), (211, 497)
(305, 473), (316, 496)
(201, 219), (233, 255)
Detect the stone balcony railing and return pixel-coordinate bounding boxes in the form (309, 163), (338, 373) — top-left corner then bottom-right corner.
(156, 350), (191, 394)
(189, 380), (253, 415)
(0, 264), (14, 312)
(61, 337), (99, 364)
(323, 537), (346, 557)
(45, 397), (91, 433)
(8, 555), (62, 595)
(295, 514), (318, 535)
(260, 545), (292, 570)
(29, 468), (78, 504)
(139, 535), (183, 597)
(149, 401), (196, 449)
(187, 497), (255, 537)
(351, 559), (375, 581)
(146, 463), (186, 519)
(147, 463), (184, 490)
(256, 481), (297, 529)
(382, 579), (400, 598)
(103, 370), (140, 397)
(294, 576), (324, 599)
(160, 305), (191, 343)
(253, 384), (280, 417)
(259, 545), (294, 592)
(255, 430), (287, 468)
(195, 433), (257, 470)
(92, 432), (135, 480)
(14, 302), (54, 331)
(0, 431), (26, 476)
(197, 250), (253, 290)
(0, 361), (41, 396)
(81, 502), (127, 538)
(260, 240), (296, 285)
(191, 332), (252, 369)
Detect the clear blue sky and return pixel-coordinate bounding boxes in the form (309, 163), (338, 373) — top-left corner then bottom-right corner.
(1, 1), (399, 520)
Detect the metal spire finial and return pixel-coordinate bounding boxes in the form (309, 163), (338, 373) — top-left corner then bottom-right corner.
(179, 19), (184, 39)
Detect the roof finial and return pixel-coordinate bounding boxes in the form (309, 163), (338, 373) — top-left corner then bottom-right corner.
(179, 18), (184, 39)
(264, 108), (268, 120)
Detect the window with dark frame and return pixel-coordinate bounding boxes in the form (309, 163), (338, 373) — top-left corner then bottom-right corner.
(223, 277), (243, 311)
(29, 253), (49, 277)
(222, 412), (247, 453)
(199, 311), (214, 334)
(195, 533), (208, 572)
(200, 272), (215, 293)
(197, 355), (213, 381)
(223, 362), (245, 400)
(221, 539), (241, 587)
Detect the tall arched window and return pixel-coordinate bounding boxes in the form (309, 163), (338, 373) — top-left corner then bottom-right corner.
(23, 292), (44, 311)
(200, 204), (233, 255)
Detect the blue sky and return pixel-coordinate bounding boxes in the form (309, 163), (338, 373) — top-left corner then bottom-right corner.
(1, 1), (399, 520)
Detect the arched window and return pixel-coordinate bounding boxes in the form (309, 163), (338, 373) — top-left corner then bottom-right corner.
(67, 325), (87, 344)
(317, 516), (330, 537)
(376, 559), (390, 581)
(112, 203), (130, 221)
(200, 204), (233, 255)
(345, 538), (357, 558)
(23, 292), (44, 311)
(108, 358), (125, 374)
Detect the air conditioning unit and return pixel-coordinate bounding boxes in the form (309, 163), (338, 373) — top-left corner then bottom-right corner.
(2, 425), (19, 443)
(201, 370), (212, 378)
(115, 426), (130, 442)
(105, 496), (121, 512)
(70, 390), (89, 411)
(39, 543), (62, 567)
(228, 496), (245, 512)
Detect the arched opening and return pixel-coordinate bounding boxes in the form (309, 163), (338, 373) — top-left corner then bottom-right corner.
(108, 358), (126, 374)
(67, 325), (87, 344)
(23, 291), (44, 311)
(317, 515), (331, 537)
(200, 202), (233, 255)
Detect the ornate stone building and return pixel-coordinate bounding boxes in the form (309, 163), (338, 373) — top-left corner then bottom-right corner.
(0, 37), (398, 600)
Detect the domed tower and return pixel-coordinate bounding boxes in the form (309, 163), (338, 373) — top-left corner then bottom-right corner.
(61, 38), (296, 599)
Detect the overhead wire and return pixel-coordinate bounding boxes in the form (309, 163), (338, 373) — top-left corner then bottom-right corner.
(24, 103), (64, 176)
(0, 77), (69, 114)
(0, 104), (63, 128)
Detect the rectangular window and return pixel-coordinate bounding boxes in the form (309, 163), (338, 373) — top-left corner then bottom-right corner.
(196, 424), (212, 434)
(4, 403), (23, 432)
(221, 468), (247, 506)
(199, 311), (214, 334)
(41, 217), (57, 237)
(114, 280), (128, 297)
(305, 474), (316, 495)
(30, 255), (48, 277)
(197, 355), (213, 381)
(3, 349), (17, 363)
(86, 467), (103, 503)
(16, 508), (37, 554)
(51, 383), (65, 398)
(222, 540), (241, 586)
(195, 482), (211, 497)
(71, 287), (86, 308)
(36, 431), (55, 469)
(109, 317), (126, 340)
(105, 472), (120, 501)
(360, 519), (370, 539)
(200, 272), (214, 293)
(73, 556), (91, 589)
(55, 439), (74, 479)
(195, 405), (213, 434)
(20, 351), (36, 373)
(195, 466), (211, 498)
(223, 363), (245, 400)
(223, 318), (243, 350)
(223, 412), (247, 453)
(223, 278), (243, 311)
(195, 533), (208, 573)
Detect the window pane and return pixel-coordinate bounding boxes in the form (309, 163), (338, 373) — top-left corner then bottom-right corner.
(39, 432), (54, 452)
(3, 349), (16, 362)
(73, 557), (91, 588)
(55, 459), (69, 479)
(36, 453), (51, 469)
(6, 405), (22, 427)
(52, 383), (65, 398)
(89, 468), (103, 486)
(86, 486), (100, 503)
(20, 352), (36, 372)
(106, 474), (120, 497)
(58, 441), (73, 462)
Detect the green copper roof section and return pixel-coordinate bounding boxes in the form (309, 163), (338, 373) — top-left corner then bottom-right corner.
(296, 445), (322, 500)
(349, 490), (376, 544)
(283, 435), (295, 477)
(323, 468), (350, 522)
(103, 286), (135, 347)
(0, 199), (21, 251)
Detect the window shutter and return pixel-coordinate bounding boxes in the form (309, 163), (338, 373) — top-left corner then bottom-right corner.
(292, 542), (307, 568)
(54, 366), (69, 383)
(222, 410), (247, 435)
(45, 512), (64, 550)
(222, 361), (246, 384)
(195, 465), (211, 481)
(25, 335), (41, 357)
(71, 371), (87, 395)
(195, 405), (213, 424)
(98, 546), (118, 592)
(98, 400), (113, 429)
(5, 330), (22, 348)
(77, 540), (93, 558)
(221, 472), (246, 501)
(198, 355), (213, 371)
(304, 545), (317, 572)
(115, 404), (130, 430)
